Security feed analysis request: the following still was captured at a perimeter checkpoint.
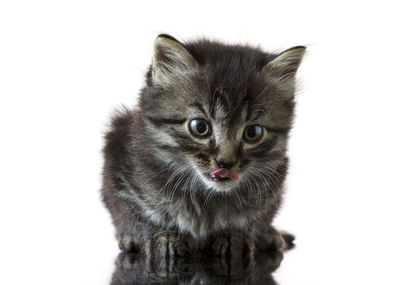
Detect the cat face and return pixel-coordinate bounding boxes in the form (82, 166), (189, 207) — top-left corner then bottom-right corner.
(141, 35), (304, 192)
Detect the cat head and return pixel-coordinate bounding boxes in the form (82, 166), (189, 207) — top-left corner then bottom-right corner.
(140, 34), (305, 192)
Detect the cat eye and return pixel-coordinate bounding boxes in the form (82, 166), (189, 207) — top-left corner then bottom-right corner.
(243, 125), (264, 142)
(188, 119), (211, 138)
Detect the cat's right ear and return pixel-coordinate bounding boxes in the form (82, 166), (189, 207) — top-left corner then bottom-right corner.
(151, 34), (198, 85)
(262, 46), (306, 83)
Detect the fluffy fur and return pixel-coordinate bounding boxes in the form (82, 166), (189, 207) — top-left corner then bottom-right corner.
(101, 34), (305, 257)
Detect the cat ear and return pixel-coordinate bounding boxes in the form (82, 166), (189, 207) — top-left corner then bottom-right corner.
(151, 34), (198, 85)
(262, 46), (306, 82)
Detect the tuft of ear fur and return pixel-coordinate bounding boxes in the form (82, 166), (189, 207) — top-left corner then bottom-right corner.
(151, 34), (199, 85)
(262, 46), (306, 82)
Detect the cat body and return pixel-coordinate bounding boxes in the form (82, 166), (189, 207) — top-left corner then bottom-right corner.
(101, 35), (305, 256)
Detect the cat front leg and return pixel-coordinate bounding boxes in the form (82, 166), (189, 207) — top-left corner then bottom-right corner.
(144, 230), (195, 258)
(117, 233), (141, 252)
(206, 231), (255, 258)
(117, 229), (195, 257)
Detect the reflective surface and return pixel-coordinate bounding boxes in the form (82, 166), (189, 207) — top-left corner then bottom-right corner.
(2, 1), (400, 284)
(111, 250), (283, 284)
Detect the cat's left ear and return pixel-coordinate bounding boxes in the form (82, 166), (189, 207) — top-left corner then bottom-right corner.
(262, 46), (306, 82)
(151, 34), (199, 85)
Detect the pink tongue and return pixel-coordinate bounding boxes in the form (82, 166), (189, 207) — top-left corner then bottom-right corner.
(210, 168), (239, 181)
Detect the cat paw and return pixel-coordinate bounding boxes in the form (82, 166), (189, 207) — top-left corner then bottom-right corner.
(255, 227), (289, 252)
(117, 233), (141, 252)
(208, 233), (253, 258)
(144, 231), (195, 258)
(116, 252), (138, 271)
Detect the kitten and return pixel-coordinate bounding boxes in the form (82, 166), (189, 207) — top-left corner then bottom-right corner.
(101, 34), (305, 257)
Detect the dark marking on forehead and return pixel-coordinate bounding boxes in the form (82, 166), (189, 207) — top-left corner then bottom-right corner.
(246, 106), (261, 122)
(231, 99), (249, 125)
(189, 102), (207, 116)
(245, 108), (267, 123)
(210, 96), (217, 119)
(211, 91), (240, 124)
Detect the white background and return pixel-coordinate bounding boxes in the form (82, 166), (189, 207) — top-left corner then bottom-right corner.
(1, 1), (399, 284)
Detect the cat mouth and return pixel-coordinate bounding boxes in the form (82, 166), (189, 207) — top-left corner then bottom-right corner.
(208, 168), (239, 182)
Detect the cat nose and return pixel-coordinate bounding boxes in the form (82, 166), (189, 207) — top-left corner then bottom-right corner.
(215, 158), (236, 169)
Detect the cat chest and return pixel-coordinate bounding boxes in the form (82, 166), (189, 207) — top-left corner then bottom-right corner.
(146, 204), (255, 238)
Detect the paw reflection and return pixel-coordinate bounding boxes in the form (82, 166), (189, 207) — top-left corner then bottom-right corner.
(111, 250), (282, 284)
